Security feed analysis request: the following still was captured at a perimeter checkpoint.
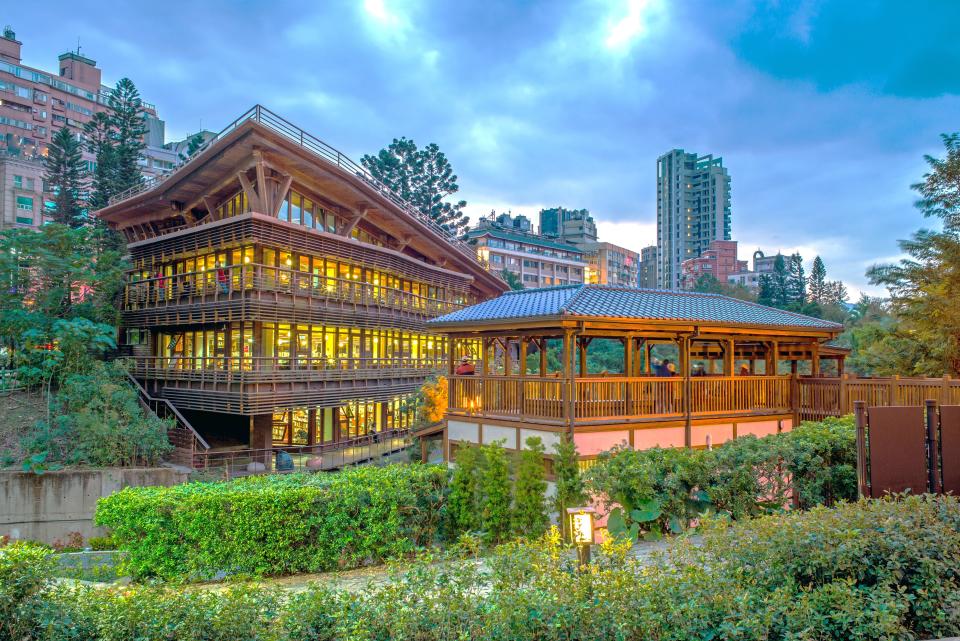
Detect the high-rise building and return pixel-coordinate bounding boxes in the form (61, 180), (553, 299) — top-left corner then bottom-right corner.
(656, 149), (731, 289)
(639, 245), (658, 288)
(0, 27), (167, 229)
(680, 240), (747, 289)
(539, 207), (597, 244)
(580, 241), (639, 287)
(97, 106), (506, 465)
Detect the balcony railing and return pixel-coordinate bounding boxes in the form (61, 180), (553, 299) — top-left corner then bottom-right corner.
(131, 356), (445, 383)
(123, 263), (465, 317)
(449, 375), (793, 424)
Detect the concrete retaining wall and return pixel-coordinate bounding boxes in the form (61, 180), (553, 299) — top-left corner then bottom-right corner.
(0, 467), (189, 544)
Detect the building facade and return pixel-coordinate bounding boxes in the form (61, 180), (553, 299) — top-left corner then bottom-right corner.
(466, 216), (585, 288)
(727, 249), (782, 290)
(680, 240), (747, 289)
(539, 207), (597, 244)
(639, 245), (657, 288)
(656, 149), (731, 289)
(581, 241), (640, 287)
(0, 27), (166, 229)
(97, 106), (506, 458)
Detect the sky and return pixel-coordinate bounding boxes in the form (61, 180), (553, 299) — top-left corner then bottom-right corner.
(15, 1), (960, 296)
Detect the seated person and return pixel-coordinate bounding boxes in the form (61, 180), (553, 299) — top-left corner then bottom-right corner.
(455, 357), (476, 375)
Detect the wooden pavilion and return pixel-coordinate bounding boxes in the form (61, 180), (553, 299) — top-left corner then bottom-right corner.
(426, 284), (846, 462)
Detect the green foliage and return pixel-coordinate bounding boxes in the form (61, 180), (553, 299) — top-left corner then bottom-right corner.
(446, 443), (483, 535)
(512, 437), (548, 538)
(0, 542), (55, 641)
(43, 126), (86, 228)
(9, 496), (960, 640)
(480, 441), (512, 545)
(24, 360), (173, 467)
(552, 435), (585, 540)
(361, 137), (469, 235)
(498, 268), (524, 290)
(691, 273), (757, 301)
(94, 464), (449, 580)
(587, 416), (858, 540)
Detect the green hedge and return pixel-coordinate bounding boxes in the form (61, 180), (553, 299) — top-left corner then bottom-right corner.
(586, 416), (857, 537)
(6, 495), (960, 640)
(94, 463), (448, 580)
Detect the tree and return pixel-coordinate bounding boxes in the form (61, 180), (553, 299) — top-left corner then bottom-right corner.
(361, 138), (469, 236)
(447, 443), (483, 535)
(758, 254), (789, 308)
(108, 78), (149, 195)
(43, 127), (86, 228)
(869, 133), (960, 375)
(553, 435), (585, 541)
(808, 256), (829, 304)
(512, 437), (548, 538)
(786, 253), (806, 306)
(499, 268), (524, 291)
(83, 112), (116, 211)
(179, 133), (206, 164)
(691, 274), (724, 294)
(480, 440), (512, 544)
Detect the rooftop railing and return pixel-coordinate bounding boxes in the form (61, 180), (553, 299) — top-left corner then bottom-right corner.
(107, 105), (477, 260)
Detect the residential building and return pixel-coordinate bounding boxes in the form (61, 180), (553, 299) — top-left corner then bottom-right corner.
(539, 207), (597, 244)
(580, 241), (640, 287)
(639, 245), (657, 288)
(0, 26), (166, 229)
(727, 249), (782, 290)
(97, 106), (506, 466)
(467, 214), (585, 288)
(656, 149), (732, 289)
(680, 240), (748, 289)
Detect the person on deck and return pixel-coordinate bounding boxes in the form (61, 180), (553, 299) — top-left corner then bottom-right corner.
(455, 357), (476, 376)
(216, 263), (230, 294)
(739, 364), (750, 376)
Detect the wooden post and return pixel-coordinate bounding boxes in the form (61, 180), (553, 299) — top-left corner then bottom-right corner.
(563, 330), (575, 439)
(539, 338), (547, 376)
(643, 341), (651, 375)
(724, 339), (734, 376)
(519, 338), (528, 417)
(854, 401), (868, 498)
(624, 335), (635, 414)
(682, 335), (692, 448)
(925, 399), (941, 494)
(578, 338), (588, 377)
(448, 338), (456, 377)
(791, 370), (800, 427)
(503, 338), (513, 377)
(839, 374), (848, 416)
(889, 375), (900, 405)
(811, 341), (820, 377)
(771, 341), (779, 376)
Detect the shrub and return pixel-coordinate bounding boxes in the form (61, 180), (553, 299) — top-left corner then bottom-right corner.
(446, 443), (483, 535)
(0, 542), (55, 641)
(480, 441), (512, 545)
(94, 463), (449, 580)
(6, 496), (960, 640)
(512, 437), (548, 538)
(552, 435), (585, 540)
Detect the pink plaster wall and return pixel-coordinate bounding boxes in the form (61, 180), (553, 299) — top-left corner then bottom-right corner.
(574, 431), (630, 456)
(736, 420), (780, 438)
(693, 424), (734, 448)
(632, 427), (685, 449)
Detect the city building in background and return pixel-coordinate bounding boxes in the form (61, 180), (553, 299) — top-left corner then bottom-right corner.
(97, 106), (506, 464)
(680, 239), (747, 289)
(639, 245), (658, 288)
(581, 241), (639, 287)
(467, 212), (586, 288)
(0, 26), (166, 229)
(727, 249), (782, 290)
(656, 149), (732, 289)
(539, 206), (597, 244)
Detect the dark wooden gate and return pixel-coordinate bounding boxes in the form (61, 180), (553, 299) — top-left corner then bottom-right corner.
(940, 405), (960, 494)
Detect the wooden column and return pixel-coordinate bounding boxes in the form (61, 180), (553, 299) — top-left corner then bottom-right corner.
(481, 338), (490, 376)
(503, 338), (513, 376)
(811, 341), (820, 377)
(519, 338), (528, 376)
(724, 339), (735, 376)
(837, 356), (845, 377)
(643, 341), (652, 375)
(539, 338), (547, 376)
(448, 337), (456, 377)
(681, 335), (692, 448)
(624, 335), (635, 377)
(771, 341), (779, 376)
(563, 330), (575, 439)
(578, 337), (588, 376)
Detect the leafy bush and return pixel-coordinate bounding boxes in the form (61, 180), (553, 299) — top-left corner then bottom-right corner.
(8, 496), (960, 640)
(0, 542), (55, 641)
(588, 415), (858, 539)
(480, 441), (512, 545)
(94, 463), (449, 580)
(512, 437), (548, 538)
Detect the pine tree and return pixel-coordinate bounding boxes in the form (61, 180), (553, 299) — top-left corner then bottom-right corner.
(108, 78), (148, 195)
(786, 253), (806, 307)
(44, 127), (86, 228)
(83, 112), (116, 211)
(553, 435), (585, 541)
(759, 254), (790, 308)
(447, 443), (483, 534)
(808, 256), (828, 304)
(480, 440), (512, 544)
(512, 437), (548, 538)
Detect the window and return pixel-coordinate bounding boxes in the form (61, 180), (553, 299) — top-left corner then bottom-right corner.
(13, 175), (22, 189)
(16, 196), (33, 211)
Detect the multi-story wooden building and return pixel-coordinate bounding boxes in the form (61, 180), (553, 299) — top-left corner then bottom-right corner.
(96, 106), (506, 462)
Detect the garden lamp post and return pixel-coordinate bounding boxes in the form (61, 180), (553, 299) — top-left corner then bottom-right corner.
(567, 506), (596, 567)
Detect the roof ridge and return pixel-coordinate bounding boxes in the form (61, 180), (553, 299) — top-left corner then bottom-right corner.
(502, 283), (583, 296)
(560, 283), (591, 313)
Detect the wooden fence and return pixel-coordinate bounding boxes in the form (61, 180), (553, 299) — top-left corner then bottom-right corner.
(799, 376), (960, 422)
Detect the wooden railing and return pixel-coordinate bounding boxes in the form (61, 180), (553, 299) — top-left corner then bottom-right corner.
(798, 376), (960, 421)
(123, 263), (465, 317)
(449, 375), (792, 423)
(125, 372), (210, 467)
(131, 356), (445, 382)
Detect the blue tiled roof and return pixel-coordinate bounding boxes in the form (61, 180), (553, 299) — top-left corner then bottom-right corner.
(429, 285), (843, 330)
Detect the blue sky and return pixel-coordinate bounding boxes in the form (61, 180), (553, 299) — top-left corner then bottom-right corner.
(17, 1), (960, 295)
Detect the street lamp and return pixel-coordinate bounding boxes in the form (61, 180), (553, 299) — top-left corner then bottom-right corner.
(567, 506), (596, 567)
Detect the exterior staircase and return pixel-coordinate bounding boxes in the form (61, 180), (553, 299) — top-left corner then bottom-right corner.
(126, 372), (210, 468)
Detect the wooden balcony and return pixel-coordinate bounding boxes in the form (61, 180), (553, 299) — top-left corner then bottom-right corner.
(122, 264), (464, 328)
(449, 374), (793, 426)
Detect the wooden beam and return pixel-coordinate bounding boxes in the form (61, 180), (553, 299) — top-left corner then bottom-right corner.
(254, 154), (268, 213)
(339, 206), (368, 236)
(237, 171), (261, 213)
(271, 174), (293, 219)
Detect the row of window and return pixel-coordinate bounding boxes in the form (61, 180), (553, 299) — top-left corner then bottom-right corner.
(0, 59), (99, 101)
(153, 322), (446, 369)
(272, 395), (419, 445)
